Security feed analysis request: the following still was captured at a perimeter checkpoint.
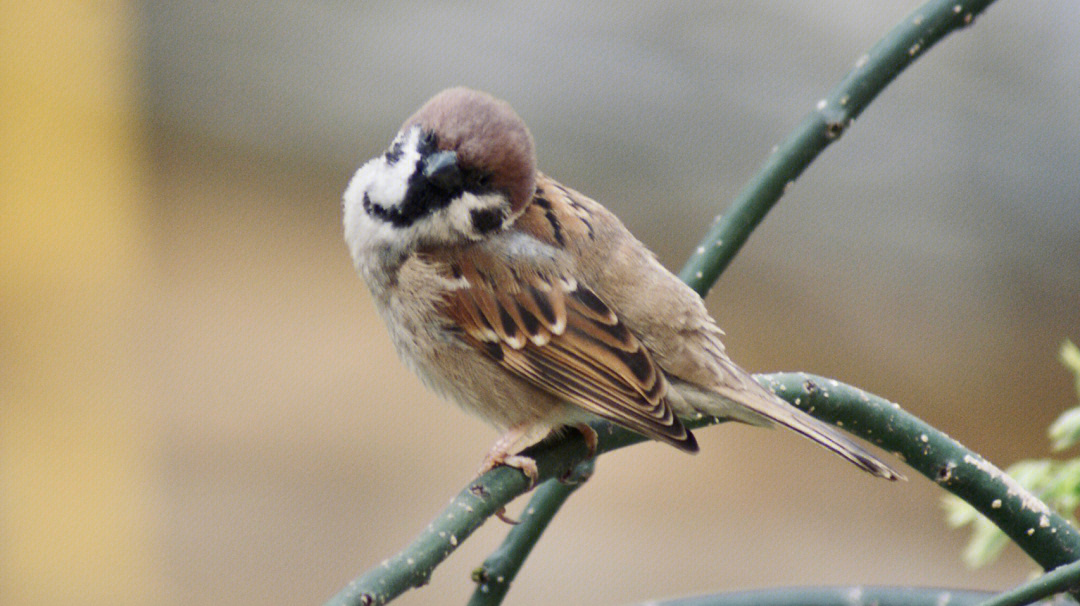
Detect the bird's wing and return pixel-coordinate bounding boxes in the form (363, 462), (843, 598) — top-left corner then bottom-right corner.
(434, 252), (697, 452)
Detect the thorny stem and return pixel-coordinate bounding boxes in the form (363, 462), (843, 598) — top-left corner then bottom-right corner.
(466, 460), (595, 606)
(323, 372), (1080, 605)
(322, 412), (680, 605)
(759, 373), (1080, 573)
(975, 557), (1080, 606)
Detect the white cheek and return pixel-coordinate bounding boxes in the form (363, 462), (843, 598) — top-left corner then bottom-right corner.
(343, 158), (377, 214)
(367, 130), (423, 207)
(343, 197), (395, 267)
(343, 160), (400, 265)
(342, 128), (425, 262)
(367, 157), (414, 205)
(342, 128), (422, 214)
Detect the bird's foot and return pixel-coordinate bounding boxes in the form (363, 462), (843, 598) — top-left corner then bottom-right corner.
(576, 423), (598, 458)
(476, 451), (539, 489)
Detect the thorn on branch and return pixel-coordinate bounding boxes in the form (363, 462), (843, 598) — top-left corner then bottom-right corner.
(937, 461), (957, 483)
(824, 119), (847, 139)
(494, 507), (520, 525)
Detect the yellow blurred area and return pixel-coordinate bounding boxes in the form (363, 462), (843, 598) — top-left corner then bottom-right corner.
(1, 2), (156, 605)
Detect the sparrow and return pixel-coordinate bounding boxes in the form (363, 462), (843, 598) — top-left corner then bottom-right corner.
(343, 87), (902, 485)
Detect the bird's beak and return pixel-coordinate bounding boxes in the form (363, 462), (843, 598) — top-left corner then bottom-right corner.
(422, 150), (462, 192)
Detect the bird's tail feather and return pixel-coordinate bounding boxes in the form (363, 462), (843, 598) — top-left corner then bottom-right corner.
(674, 380), (905, 481)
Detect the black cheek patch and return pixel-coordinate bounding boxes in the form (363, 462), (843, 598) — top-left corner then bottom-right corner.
(469, 207), (506, 234)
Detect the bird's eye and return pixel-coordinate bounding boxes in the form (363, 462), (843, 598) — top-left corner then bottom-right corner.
(417, 130), (439, 155)
(460, 168), (491, 191)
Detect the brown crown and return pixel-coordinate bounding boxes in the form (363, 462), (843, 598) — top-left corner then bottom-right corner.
(402, 87), (537, 215)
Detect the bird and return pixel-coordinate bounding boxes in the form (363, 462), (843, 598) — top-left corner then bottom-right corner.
(342, 87), (902, 486)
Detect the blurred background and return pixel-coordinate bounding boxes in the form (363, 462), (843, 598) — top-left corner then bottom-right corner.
(3, 2), (1079, 605)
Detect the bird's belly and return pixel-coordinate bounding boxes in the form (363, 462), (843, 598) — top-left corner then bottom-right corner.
(374, 293), (569, 431)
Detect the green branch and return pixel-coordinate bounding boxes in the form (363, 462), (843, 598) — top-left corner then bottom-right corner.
(679, 0), (996, 292)
(760, 373), (1080, 571)
(324, 371), (1080, 605)
(641, 561), (1080, 606)
(651, 558), (1080, 606)
(977, 557), (1080, 606)
(323, 413), (703, 605)
(636, 585), (1073, 606)
(467, 459), (595, 606)
(646, 586), (995, 606)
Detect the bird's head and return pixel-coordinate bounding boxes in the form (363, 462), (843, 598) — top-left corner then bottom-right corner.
(343, 87), (536, 267)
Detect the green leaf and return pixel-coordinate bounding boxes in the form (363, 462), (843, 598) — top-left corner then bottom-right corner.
(1047, 340), (1080, 452)
(1049, 408), (1080, 452)
(961, 514), (1012, 568)
(943, 363), (1080, 570)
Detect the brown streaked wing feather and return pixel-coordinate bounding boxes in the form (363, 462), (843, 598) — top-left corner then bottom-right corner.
(440, 257), (697, 452)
